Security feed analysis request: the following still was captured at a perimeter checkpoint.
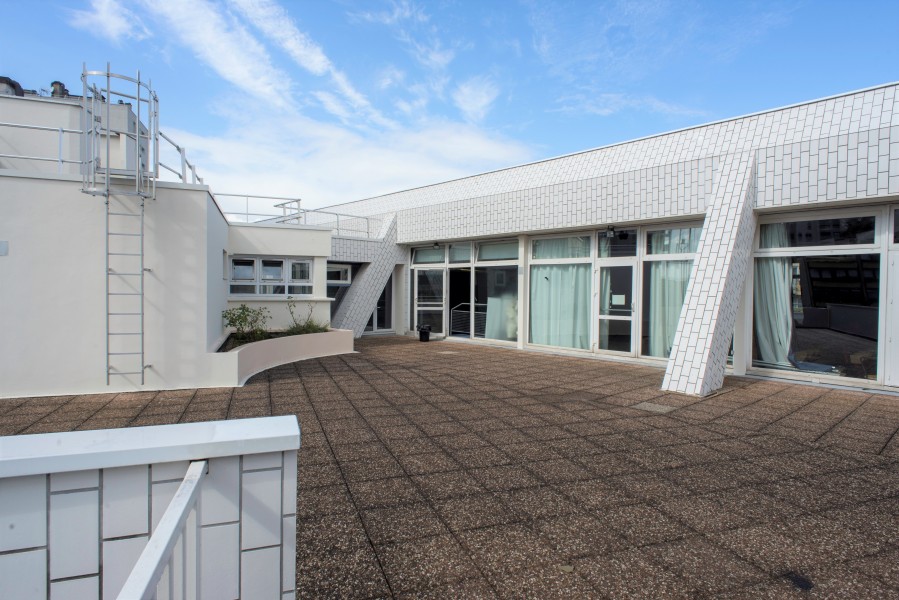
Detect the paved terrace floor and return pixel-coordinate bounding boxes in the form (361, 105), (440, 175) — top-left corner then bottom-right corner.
(3, 336), (899, 599)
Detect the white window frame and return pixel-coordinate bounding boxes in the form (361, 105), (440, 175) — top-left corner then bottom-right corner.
(744, 205), (889, 386)
(326, 264), (352, 285)
(229, 256), (314, 297)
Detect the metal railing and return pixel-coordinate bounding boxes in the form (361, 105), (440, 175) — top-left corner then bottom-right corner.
(0, 121), (84, 173)
(451, 302), (487, 336)
(158, 130), (203, 184)
(117, 460), (207, 600)
(216, 193), (381, 238)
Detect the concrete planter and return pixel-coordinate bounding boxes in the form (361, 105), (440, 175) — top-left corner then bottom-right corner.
(233, 329), (354, 384)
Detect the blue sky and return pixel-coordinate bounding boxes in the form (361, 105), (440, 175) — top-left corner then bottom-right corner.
(2, 0), (898, 209)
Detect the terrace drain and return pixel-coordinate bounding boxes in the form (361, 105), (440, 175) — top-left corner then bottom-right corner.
(783, 571), (814, 591)
(632, 401), (676, 414)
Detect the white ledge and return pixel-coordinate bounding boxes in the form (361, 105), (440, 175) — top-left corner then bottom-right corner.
(0, 416), (300, 478)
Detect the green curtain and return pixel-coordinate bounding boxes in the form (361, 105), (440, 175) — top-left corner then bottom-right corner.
(646, 259), (691, 357)
(753, 224), (793, 366)
(529, 263), (590, 349)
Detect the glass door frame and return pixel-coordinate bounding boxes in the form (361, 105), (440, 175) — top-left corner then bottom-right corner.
(413, 267), (446, 336)
(595, 257), (638, 357)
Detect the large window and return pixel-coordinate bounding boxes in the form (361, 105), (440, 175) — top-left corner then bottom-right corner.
(753, 216), (880, 380)
(229, 257), (312, 296)
(641, 226), (701, 358)
(530, 235), (591, 349)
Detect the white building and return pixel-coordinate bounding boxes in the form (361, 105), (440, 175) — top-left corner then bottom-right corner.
(2, 68), (898, 398)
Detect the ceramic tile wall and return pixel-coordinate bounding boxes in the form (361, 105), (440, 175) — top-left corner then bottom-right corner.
(0, 451), (298, 599)
(331, 216), (406, 336)
(663, 153), (758, 396)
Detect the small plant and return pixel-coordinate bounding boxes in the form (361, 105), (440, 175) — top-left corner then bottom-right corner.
(222, 304), (271, 342)
(285, 296), (329, 335)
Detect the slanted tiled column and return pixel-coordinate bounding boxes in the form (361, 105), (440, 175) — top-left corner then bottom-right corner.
(662, 152), (758, 396)
(331, 215), (406, 337)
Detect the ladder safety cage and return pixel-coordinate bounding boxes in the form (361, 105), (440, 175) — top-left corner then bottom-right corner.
(81, 64), (160, 385)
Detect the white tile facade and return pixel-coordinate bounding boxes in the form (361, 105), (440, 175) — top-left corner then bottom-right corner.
(331, 215), (406, 336)
(0, 419), (299, 599)
(320, 83), (899, 396)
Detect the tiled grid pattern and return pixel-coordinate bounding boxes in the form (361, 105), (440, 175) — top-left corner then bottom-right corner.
(756, 126), (899, 207)
(664, 153), (758, 396)
(331, 216), (406, 336)
(321, 85), (897, 232)
(3, 337), (899, 598)
(0, 443), (296, 599)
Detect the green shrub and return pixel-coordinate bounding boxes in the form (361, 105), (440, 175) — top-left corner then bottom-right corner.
(222, 304), (270, 342)
(285, 296), (329, 336)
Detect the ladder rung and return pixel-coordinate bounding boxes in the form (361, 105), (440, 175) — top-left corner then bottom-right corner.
(108, 272), (142, 276)
(108, 232), (142, 237)
(109, 332), (141, 336)
(108, 212), (142, 217)
(109, 352), (142, 355)
(109, 312), (141, 316)
(109, 371), (144, 376)
(108, 292), (141, 296)
(108, 252), (142, 256)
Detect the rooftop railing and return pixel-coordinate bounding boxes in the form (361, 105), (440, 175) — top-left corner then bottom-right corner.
(216, 193), (381, 238)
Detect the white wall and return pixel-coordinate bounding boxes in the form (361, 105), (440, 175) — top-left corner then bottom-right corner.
(0, 174), (237, 398)
(0, 417), (300, 600)
(229, 223), (331, 257)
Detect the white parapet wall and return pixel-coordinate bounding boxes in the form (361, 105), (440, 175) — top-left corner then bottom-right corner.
(0, 417), (300, 600)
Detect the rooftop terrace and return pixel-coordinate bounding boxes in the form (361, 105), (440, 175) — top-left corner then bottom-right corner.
(3, 336), (898, 598)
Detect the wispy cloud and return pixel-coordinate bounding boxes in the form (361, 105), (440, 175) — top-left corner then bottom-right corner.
(452, 76), (500, 122)
(228, 0), (392, 127)
(69, 0), (151, 44)
(352, 0), (429, 27)
(138, 0), (290, 109)
(555, 91), (706, 118)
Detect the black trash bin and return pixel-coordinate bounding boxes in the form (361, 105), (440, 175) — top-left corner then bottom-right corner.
(416, 324), (432, 342)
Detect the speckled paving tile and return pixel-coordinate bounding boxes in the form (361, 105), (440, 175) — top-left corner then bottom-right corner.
(6, 335), (899, 599)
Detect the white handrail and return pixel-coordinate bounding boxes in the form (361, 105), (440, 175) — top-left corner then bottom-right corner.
(116, 460), (207, 600)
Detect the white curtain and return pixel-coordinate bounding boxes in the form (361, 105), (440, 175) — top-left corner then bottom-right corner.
(530, 263), (590, 349)
(754, 224), (793, 366)
(646, 260), (692, 357)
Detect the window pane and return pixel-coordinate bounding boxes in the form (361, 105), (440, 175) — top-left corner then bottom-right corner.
(288, 285), (312, 295)
(449, 243), (472, 263)
(325, 266), (348, 282)
(599, 266), (633, 317)
(532, 236), (590, 259)
(598, 229), (637, 257)
(646, 227), (702, 255)
(229, 284), (255, 294)
(416, 310), (444, 334)
(259, 284), (286, 294)
(477, 241), (518, 261)
(474, 266), (518, 341)
(413, 246), (445, 264)
(753, 254), (878, 380)
(291, 262), (311, 281)
(760, 217), (876, 248)
(599, 320), (631, 352)
(416, 270), (443, 304)
(529, 264), (590, 349)
(232, 259), (255, 280)
(642, 260), (692, 357)
(261, 260), (283, 280)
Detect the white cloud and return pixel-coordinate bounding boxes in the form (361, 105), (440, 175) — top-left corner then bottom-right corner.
(353, 0), (429, 26)
(378, 65), (406, 90)
(228, 0), (330, 75)
(229, 0), (392, 127)
(160, 94), (532, 208)
(138, 0), (290, 109)
(452, 76), (500, 122)
(556, 91), (705, 118)
(69, 0), (151, 44)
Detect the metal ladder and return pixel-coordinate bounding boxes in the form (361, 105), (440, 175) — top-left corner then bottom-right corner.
(81, 64), (159, 385)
